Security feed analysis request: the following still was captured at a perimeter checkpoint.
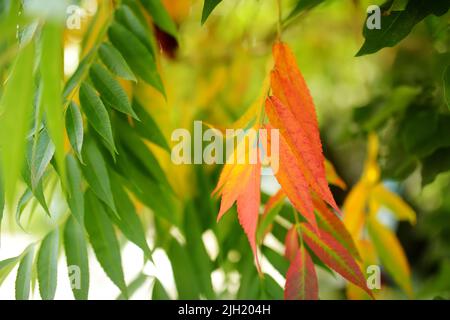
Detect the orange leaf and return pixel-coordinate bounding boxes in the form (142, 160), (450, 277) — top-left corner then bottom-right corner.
(268, 41), (339, 213)
(236, 160), (262, 271)
(313, 197), (361, 261)
(285, 244), (319, 300)
(284, 226), (299, 261)
(266, 122), (317, 231)
(300, 223), (373, 298)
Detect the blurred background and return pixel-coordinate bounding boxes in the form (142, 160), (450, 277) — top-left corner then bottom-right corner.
(0, 0), (449, 299)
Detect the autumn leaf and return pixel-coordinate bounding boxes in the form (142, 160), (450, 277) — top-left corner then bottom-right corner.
(284, 226), (299, 261)
(285, 244), (319, 300)
(313, 197), (361, 261)
(367, 214), (413, 297)
(214, 128), (262, 270)
(300, 223), (373, 297)
(268, 42), (339, 213)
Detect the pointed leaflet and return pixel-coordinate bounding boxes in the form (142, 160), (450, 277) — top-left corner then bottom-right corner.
(325, 159), (347, 190)
(285, 244), (319, 300)
(84, 189), (127, 297)
(98, 43), (137, 82)
(64, 215), (89, 300)
(40, 21), (66, 188)
(139, 0), (178, 38)
(37, 229), (59, 300)
(367, 215), (413, 297)
(0, 256), (21, 286)
(300, 223), (373, 297)
(81, 139), (117, 214)
(370, 183), (416, 224)
(108, 22), (165, 95)
(313, 197), (361, 261)
(15, 245), (35, 300)
(30, 129), (55, 190)
(201, 0), (222, 24)
(152, 279), (170, 300)
(89, 63), (138, 119)
(66, 154), (85, 226)
(108, 171), (152, 258)
(257, 190), (285, 243)
(0, 41), (34, 205)
(133, 100), (170, 152)
(115, 4), (157, 56)
(79, 82), (116, 154)
(265, 121), (317, 230)
(266, 95), (338, 214)
(268, 42), (339, 212)
(236, 160), (262, 270)
(65, 102), (84, 162)
(343, 181), (368, 238)
(284, 226), (299, 261)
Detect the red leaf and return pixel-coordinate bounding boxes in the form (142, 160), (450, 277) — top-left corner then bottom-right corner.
(285, 244), (319, 300)
(265, 121), (317, 231)
(236, 160), (262, 270)
(267, 41), (339, 213)
(313, 197), (361, 261)
(284, 226), (299, 261)
(300, 223), (374, 298)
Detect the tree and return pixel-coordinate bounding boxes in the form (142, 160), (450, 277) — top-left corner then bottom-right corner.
(0, 0), (449, 300)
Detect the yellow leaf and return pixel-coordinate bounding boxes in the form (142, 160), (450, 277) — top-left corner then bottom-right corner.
(367, 215), (413, 298)
(371, 183), (416, 224)
(325, 159), (347, 190)
(343, 181), (368, 238)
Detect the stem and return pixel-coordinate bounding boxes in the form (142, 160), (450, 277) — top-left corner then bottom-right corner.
(276, 0), (282, 40)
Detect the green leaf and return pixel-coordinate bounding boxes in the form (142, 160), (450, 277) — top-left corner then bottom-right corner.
(133, 100), (170, 152)
(15, 188), (33, 230)
(63, 50), (95, 101)
(37, 229), (59, 300)
(357, 0), (450, 56)
(89, 63), (138, 119)
(64, 215), (89, 300)
(139, 0), (178, 38)
(443, 65), (450, 110)
(421, 147), (450, 186)
(98, 43), (137, 82)
(285, 0), (327, 22)
(114, 151), (178, 226)
(0, 41), (35, 205)
(79, 82), (117, 154)
(0, 166), (5, 233)
(66, 154), (85, 225)
(40, 21), (66, 188)
(116, 273), (149, 300)
(109, 171), (152, 258)
(0, 256), (21, 286)
(108, 22), (165, 95)
(81, 139), (117, 214)
(115, 5), (157, 55)
(30, 129), (55, 189)
(183, 202), (215, 298)
(65, 102), (84, 162)
(115, 117), (172, 192)
(168, 240), (201, 299)
(84, 189), (127, 297)
(15, 245), (35, 300)
(201, 0), (222, 25)
(152, 278), (170, 299)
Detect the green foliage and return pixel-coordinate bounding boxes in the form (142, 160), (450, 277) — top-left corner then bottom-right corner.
(0, 0), (448, 301)
(201, 0), (222, 25)
(357, 0), (450, 56)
